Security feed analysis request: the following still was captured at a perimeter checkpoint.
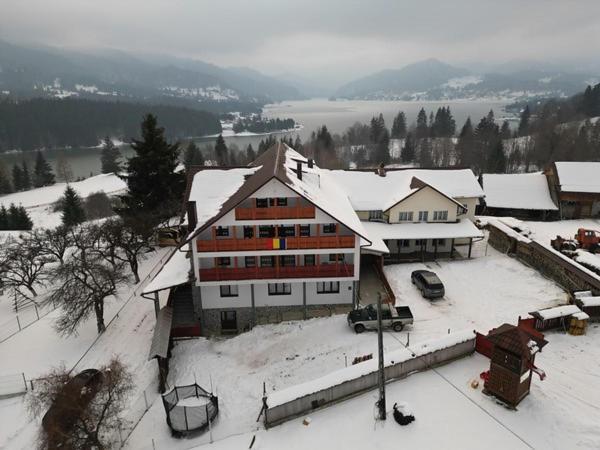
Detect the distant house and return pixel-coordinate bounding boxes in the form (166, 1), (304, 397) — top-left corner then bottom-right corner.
(326, 166), (484, 262)
(481, 172), (558, 220)
(546, 162), (600, 219)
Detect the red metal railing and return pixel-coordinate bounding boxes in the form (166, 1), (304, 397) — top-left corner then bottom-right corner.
(197, 235), (355, 252)
(199, 264), (355, 281)
(235, 206), (315, 220)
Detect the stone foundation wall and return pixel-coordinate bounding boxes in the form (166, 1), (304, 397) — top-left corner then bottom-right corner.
(200, 303), (353, 336)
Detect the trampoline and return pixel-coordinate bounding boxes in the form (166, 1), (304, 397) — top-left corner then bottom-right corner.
(161, 383), (218, 437)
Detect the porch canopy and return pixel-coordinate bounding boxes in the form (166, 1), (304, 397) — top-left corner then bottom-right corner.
(362, 219), (483, 253)
(148, 306), (173, 360)
(143, 249), (191, 295)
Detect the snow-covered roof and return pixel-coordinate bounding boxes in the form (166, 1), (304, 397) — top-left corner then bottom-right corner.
(577, 296), (600, 307)
(361, 219), (483, 242)
(185, 143), (372, 248)
(572, 311), (590, 320)
(532, 304), (582, 320)
(482, 172), (557, 210)
(143, 249), (191, 294)
(326, 168), (483, 211)
(555, 161), (600, 194)
(266, 330), (474, 409)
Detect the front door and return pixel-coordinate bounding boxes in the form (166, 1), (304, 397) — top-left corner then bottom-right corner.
(220, 311), (237, 332)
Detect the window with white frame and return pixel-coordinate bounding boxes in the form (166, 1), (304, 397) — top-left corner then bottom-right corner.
(398, 211), (413, 221)
(216, 257), (231, 267)
(215, 226), (229, 237)
(433, 210), (448, 221)
(369, 210), (383, 221)
(317, 281), (340, 294)
(220, 285), (239, 297)
(418, 210), (429, 221)
(268, 283), (291, 295)
(323, 223), (337, 234)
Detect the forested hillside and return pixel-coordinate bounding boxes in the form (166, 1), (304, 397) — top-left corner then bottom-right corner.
(0, 98), (222, 151)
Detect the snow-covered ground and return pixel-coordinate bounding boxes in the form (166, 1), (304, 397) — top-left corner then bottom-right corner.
(0, 173), (126, 230)
(124, 242), (577, 449)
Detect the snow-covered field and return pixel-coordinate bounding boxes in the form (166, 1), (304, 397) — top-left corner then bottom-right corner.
(0, 173), (126, 230)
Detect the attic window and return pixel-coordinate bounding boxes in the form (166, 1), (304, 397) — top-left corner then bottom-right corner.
(256, 198), (268, 208)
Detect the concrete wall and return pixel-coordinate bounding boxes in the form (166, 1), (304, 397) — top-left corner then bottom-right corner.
(264, 337), (475, 428)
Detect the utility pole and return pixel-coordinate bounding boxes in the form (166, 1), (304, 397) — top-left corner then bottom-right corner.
(376, 292), (386, 420)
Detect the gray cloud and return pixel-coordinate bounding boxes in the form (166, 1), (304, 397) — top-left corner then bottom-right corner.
(1, 0), (599, 83)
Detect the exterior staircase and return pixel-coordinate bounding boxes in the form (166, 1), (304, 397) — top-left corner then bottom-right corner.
(168, 284), (201, 337)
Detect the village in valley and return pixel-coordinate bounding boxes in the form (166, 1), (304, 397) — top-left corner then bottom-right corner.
(2, 2), (600, 449)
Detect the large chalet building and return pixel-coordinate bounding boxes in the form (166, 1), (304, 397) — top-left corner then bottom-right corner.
(144, 143), (484, 336)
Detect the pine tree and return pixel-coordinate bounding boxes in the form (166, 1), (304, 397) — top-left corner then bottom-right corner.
(21, 161), (31, 190)
(391, 111), (407, 139)
(0, 163), (13, 194)
(500, 120), (512, 140)
(0, 205), (8, 230)
(60, 185), (86, 228)
(120, 114), (184, 228)
(416, 108), (429, 139)
(33, 151), (55, 187)
(455, 117), (475, 167)
(246, 144), (256, 163)
(369, 114), (386, 144)
(518, 105), (530, 137)
(215, 134), (228, 166)
(7, 203), (19, 229)
(15, 205), (33, 230)
(100, 136), (122, 174)
(183, 141), (204, 170)
(12, 164), (23, 191)
(373, 128), (391, 165)
(293, 135), (303, 153)
(487, 141), (507, 173)
(418, 138), (433, 167)
(401, 133), (416, 163)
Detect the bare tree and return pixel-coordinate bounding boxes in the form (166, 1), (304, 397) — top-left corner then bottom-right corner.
(55, 154), (74, 183)
(0, 233), (53, 303)
(27, 358), (134, 450)
(47, 232), (130, 335)
(99, 219), (151, 283)
(38, 227), (71, 265)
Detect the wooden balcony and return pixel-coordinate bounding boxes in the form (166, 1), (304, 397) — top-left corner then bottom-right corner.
(197, 235), (355, 252)
(199, 264), (355, 282)
(235, 205), (315, 220)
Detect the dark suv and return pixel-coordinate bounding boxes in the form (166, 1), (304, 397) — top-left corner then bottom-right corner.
(411, 270), (445, 299)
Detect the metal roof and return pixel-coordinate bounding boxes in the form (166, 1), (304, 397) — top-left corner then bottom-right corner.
(148, 306), (173, 361)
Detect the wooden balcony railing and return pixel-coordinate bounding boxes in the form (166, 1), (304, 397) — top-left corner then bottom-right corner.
(199, 264), (355, 282)
(197, 235), (355, 252)
(235, 206), (315, 220)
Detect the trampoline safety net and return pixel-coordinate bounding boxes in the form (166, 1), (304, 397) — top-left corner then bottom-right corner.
(162, 383), (219, 435)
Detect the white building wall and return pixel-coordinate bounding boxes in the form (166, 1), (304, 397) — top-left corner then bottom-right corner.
(387, 186), (460, 223)
(201, 284), (252, 309)
(254, 282), (303, 306)
(305, 281), (354, 305)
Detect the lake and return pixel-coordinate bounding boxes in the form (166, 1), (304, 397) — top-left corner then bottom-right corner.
(0, 98), (511, 179)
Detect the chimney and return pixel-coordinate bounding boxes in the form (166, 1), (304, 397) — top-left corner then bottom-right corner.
(377, 163), (386, 177)
(296, 161), (303, 180)
(187, 201), (198, 231)
(308, 159), (314, 168)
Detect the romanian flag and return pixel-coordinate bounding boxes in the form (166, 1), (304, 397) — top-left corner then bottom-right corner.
(271, 238), (286, 249)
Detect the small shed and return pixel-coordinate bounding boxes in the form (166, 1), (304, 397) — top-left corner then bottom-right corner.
(568, 311), (590, 335)
(529, 304), (583, 331)
(573, 296), (600, 321)
(484, 324), (548, 407)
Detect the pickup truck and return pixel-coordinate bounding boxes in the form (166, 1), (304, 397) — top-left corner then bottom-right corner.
(347, 303), (414, 333)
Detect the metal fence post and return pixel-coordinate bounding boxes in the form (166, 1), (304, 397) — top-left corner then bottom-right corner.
(22, 373), (27, 392)
(35, 305), (40, 320)
(16, 315), (21, 331)
(143, 390), (149, 410)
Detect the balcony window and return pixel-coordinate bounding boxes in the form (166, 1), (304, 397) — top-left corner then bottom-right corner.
(304, 254), (315, 266)
(437, 239), (446, 246)
(216, 226), (229, 237)
(259, 225), (276, 238)
(299, 225), (311, 237)
(418, 211), (428, 221)
(317, 281), (340, 294)
(323, 223), (337, 234)
(398, 211), (413, 222)
(433, 210), (448, 221)
(268, 283), (291, 295)
(244, 256), (256, 268)
(216, 257), (231, 267)
(276, 197), (288, 206)
(220, 285), (239, 297)
(256, 198), (268, 208)
(277, 225), (295, 237)
(260, 256), (275, 267)
(279, 255), (296, 267)
(243, 226), (254, 239)
(402, 239), (410, 247)
(328, 254), (345, 263)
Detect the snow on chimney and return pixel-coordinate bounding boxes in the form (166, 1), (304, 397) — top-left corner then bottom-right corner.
(377, 163), (386, 177)
(187, 201), (197, 231)
(296, 161), (303, 180)
(308, 159), (314, 168)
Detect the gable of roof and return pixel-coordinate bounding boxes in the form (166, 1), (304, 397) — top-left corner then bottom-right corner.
(383, 177), (467, 213)
(183, 143), (372, 246)
(486, 323), (547, 359)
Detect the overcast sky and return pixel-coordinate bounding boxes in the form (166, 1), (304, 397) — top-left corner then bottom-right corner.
(1, 0), (600, 86)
